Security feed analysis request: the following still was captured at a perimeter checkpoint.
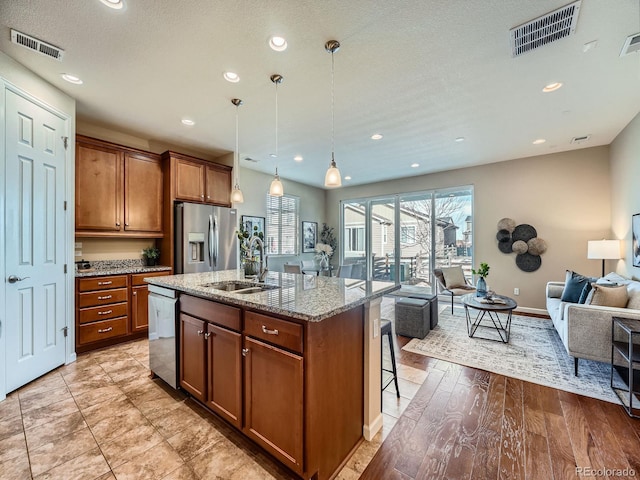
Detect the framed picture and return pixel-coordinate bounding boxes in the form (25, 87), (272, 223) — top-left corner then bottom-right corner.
(633, 213), (640, 267)
(241, 215), (265, 239)
(302, 221), (318, 253)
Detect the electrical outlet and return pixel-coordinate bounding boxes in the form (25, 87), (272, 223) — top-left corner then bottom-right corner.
(75, 251), (82, 257)
(75, 242), (82, 249)
(514, 287), (520, 296)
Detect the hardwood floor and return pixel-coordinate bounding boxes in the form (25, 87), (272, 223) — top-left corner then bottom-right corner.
(362, 334), (640, 480)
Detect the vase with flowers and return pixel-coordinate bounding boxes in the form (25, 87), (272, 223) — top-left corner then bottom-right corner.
(472, 262), (490, 297)
(315, 243), (333, 270)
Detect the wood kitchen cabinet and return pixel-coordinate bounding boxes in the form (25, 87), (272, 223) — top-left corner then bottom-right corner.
(174, 292), (364, 480)
(179, 295), (243, 427)
(75, 135), (163, 237)
(179, 313), (207, 402)
(130, 272), (170, 333)
(166, 151), (232, 206)
(76, 270), (170, 353)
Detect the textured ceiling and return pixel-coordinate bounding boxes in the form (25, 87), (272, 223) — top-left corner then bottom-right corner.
(1, 0), (639, 189)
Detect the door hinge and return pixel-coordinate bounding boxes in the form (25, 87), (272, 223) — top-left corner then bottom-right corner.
(63, 326), (68, 337)
(64, 201), (67, 211)
(62, 136), (69, 150)
(64, 264), (67, 274)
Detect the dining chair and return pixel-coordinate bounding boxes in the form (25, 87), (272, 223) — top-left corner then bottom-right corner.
(433, 267), (476, 314)
(301, 260), (318, 275)
(284, 263), (302, 274)
(336, 264), (353, 278)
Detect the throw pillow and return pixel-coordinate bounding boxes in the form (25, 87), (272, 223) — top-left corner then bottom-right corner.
(578, 282), (593, 304)
(441, 267), (466, 288)
(561, 270), (594, 303)
(626, 281), (640, 309)
(588, 284), (628, 308)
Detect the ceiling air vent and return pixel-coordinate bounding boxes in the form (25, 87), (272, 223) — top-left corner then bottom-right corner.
(243, 157), (259, 163)
(10, 29), (64, 61)
(571, 134), (591, 144)
(510, 1), (581, 57)
(620, 33), (640, 57)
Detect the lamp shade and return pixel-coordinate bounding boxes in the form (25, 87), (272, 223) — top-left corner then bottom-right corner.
(324, 165), (342, 187)
(269, 174), (283, 197)
(230, 187), (244, 203)
(587, 239), (621, 259)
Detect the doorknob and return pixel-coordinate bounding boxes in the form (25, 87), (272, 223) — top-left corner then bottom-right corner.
(7, 275), (29, 284)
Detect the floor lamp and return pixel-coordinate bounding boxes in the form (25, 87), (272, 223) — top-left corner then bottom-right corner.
(587, 239), (621, 277)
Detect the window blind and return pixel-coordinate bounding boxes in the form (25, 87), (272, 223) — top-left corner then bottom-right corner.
(266, 194), (299, 255)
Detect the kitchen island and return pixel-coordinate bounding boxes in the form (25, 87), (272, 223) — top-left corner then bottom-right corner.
(145, 270), (398, 480)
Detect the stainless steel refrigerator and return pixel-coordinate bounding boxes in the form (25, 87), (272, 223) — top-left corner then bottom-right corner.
(175, 202), (238, 274)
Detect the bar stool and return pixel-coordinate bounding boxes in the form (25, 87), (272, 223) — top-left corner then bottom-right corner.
(381, 320), (400, 398)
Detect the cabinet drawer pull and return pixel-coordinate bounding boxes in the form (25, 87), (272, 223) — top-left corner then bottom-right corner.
(97, 295), (112, 300)
(242, 348), (249, 357)
(261, 325), (279, 335)
(98, 327), (113, 334)
(97, 310), (113, 316)
(98, 281), (112, 286)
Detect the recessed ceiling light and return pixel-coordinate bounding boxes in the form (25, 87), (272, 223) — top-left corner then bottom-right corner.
(455, 137), (465, 143)
(61, 74), (83, 85)
(371, 134), (383, 140)
(542, 82), (562, 93)
(223, 72), (240, 83)
(533, 138), (546, 145)
(99, 0), (124, 9)
(269, 36), (288, 52)
(293, 155), (303, 162)
(344, 176), (352, 180)
(270, 153), (277, 158)
(181, 118), (195, 126)
(411, 163), (420, 168)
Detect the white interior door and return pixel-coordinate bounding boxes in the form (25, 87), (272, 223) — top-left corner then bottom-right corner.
(5, 89), (67, 393)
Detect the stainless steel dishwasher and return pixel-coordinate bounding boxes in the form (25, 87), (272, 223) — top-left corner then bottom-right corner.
(148, 284), (178, 389)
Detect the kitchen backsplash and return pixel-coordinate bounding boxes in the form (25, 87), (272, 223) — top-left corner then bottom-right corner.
(75, 238), (155, 262)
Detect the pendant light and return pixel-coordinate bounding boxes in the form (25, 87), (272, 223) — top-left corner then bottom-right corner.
(269, 74), (284, 197)
(324, 40), (342, 188)
(230, 98), (244, 203)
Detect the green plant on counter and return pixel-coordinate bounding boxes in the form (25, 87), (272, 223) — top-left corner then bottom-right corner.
(472, 262), (490, 279)
(142, 246), (160, 260)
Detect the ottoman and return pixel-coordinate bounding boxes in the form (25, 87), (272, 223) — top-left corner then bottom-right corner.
(395, 298), (430, 339)
(408, 293), (438, 329)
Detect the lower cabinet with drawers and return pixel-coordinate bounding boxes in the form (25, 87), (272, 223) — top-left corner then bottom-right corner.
(75, 271), (170, 353)
(177, 293), (365, 480)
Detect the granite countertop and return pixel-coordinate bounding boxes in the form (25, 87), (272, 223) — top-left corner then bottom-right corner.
(145, 270), (400, 322)
(75, 259), (172, 278)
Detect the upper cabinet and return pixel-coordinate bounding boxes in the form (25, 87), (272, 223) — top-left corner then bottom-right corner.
(75, 135), (163, 237)
(165, 151), (232, 207)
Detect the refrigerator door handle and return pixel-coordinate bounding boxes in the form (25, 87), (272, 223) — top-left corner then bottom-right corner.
(208, 215), (215, 268)
(213, 213), (219, 268)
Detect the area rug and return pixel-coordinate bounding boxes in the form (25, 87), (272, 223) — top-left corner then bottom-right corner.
(401, 307), (621, 404)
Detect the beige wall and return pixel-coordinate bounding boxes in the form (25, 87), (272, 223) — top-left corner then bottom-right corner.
(75, 238), (156, 262)
(610, 112), (640, 279)
(326, 147), (612, 310)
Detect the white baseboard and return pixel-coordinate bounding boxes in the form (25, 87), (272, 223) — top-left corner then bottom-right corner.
(363, 413), (383, 441)
(514, 306), (548, 316)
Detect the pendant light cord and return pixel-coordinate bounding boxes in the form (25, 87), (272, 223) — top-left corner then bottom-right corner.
(331, 50), (335, 163)
(235, 103), (239, 185)
(275, 80), (279, 175)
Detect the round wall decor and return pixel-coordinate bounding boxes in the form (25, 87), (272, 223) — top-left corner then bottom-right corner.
(495, 218), (545, 272)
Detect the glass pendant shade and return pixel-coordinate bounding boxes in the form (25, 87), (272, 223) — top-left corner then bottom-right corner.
(269, 171), (284, 196)
(324, 155), (342, 187)
(230, 185), (244, 203)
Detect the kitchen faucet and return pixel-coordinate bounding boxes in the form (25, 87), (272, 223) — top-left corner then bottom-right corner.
(248, 236), (269, 281)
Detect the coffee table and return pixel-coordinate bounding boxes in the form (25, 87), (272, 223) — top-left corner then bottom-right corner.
(462, 293), (517, 343)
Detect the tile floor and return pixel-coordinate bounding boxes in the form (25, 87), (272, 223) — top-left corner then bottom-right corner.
(0, 299), (426, 480)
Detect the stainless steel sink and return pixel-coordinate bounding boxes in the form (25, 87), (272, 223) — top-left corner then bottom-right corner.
(201, 281), (280, 294)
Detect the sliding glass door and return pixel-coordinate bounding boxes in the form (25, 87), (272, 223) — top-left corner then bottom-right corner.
(340, 186), (473, 287)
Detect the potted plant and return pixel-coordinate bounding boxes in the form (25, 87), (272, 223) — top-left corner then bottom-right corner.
(142, 246), (160, 266)
(472, 262), (490, 297)
(236, 222), (263, 276)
